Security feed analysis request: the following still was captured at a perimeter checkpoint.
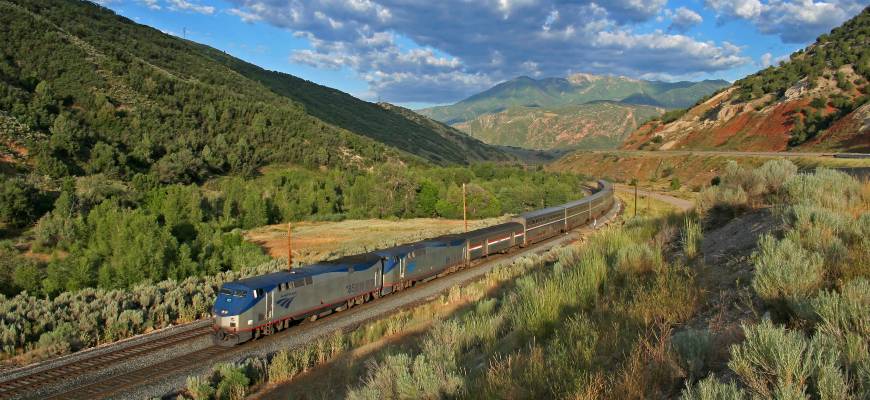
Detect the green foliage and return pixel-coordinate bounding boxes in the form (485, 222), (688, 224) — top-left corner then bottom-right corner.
(734, 9), (869, 101)
(185, 375), (215, 400)
(661, 108), (688, 123)
(682, 216), (702, 260)
(681, 375), (747, 400)
(729, 320), (814, 398)
(672, 328), (713, 380)
(752, 235), (825, 314)
(0, 176), (43, 228)
(0, 0), (512, 188)
(215, 363), (250, 400)
(698, 162), (869, 400)
(347, 353), (465, 400)
(810, 97), (828, 109)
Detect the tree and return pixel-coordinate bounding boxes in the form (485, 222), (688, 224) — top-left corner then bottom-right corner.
(415, 180), (440, 217)
(0, 176), (40, 228)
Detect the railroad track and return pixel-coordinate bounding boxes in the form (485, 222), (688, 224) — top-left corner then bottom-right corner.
(43, 346), (226, 400)
(0, 325), (212, 400)
(3, 199), (622, 400)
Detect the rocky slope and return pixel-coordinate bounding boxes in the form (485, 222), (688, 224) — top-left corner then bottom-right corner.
(455, 102), (663, 150)
(623, 8), (870, 153)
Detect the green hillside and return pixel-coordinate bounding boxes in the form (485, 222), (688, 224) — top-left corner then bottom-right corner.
(419, 74), (729, 125)
(0, 0), (507, 185)
(196, 46), (512, 165)
(456, 102), (663, 150)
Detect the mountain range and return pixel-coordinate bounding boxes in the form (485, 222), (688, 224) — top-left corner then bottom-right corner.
(417, 74), (729, 150)
(418, 74), (729, 125)
(622, 8), (870, 153)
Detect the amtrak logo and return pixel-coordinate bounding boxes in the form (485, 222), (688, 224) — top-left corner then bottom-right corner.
(276, 295), (296, 308)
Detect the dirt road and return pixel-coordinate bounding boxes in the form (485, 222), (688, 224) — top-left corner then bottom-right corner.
(614, 184), (694, 211)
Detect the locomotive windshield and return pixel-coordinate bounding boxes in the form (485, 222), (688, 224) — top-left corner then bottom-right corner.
(219, 288), (247, 297)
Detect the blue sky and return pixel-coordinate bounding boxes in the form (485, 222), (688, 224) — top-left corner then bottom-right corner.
(95, 0), (867, 109)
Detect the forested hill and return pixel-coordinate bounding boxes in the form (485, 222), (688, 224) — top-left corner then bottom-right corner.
(0, 0), (509, 185)
(623, 7), (870, 152)
(198, 47), (512, 165)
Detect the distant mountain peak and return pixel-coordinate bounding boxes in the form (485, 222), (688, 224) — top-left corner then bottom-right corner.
(418, 73), (729, 126)
(567, 73), (638, 85)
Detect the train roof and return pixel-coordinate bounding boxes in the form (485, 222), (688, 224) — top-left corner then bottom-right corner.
(225, 252), (382, 290)
(375, 242), (425, 257)
(460, 222), (523, 239)
(422, 233), (468, 246)
(521, 205), (565, 219)
(226, 270), (294, 291)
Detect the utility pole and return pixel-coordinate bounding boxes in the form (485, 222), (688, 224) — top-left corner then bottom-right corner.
(630, 178), (638, 218)
(287, 222), (293, 269)
(462, 183), (467, 233)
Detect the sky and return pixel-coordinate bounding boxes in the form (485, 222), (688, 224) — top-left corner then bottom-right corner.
(94, 0), (868, 109)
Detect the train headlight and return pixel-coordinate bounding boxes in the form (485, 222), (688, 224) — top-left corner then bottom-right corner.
(248, 320), (253, 325)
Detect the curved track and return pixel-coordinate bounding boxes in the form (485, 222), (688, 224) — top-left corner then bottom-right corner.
(2, 200), (621, 400)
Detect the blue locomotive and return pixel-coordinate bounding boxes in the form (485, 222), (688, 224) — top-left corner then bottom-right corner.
(212, 180), (613, 345)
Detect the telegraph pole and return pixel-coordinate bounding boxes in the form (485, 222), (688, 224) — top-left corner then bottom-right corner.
(630, 179), (638, 218)
(287, 222), (293, 269)
(462, 183), (468, 233)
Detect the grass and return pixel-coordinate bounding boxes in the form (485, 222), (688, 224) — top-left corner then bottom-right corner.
(244, 216), (507, 264)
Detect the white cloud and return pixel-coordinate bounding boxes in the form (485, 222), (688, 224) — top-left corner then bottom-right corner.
(706, 0), (865, 43)
(226, 1), (752, 102)
(760, 52), (773, 67)
(706, 0), (763, 19)
(167, 0), (215, 15)
(137, 0), (161, 9)
(227, 8), (261, 22)
(668, 7), (704, 32)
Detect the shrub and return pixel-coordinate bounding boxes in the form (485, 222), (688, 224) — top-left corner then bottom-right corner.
(0, 176), (42, 228)
(681, 375), (746, 400)
(752, 235), (824, 313)
(185, 375), (214, 400)
(670, 177), (682, 191)
(728, 320), (813, 398)
(756, 159), (798, 198)
(215, 363), (250, 400)
(347, 353), (464, 400)
(672, 328), (713, 380)
(784, 169), (862, 212)
(682, 216), (703, 260)
(811, 279), (869, 338)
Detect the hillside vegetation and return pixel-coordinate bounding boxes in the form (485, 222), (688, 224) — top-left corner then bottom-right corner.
(0, 0), (506, 184)
(624, 8), (870, 152)
(419, 74), (728, 125)
(456, 102), (663, 150)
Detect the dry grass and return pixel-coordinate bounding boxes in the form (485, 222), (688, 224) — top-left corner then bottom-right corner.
(245, 217), (507, 264)
(615, 190), (683, 218)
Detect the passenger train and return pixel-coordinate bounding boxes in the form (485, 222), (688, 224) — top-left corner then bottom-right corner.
(212, 180), (613, 345)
